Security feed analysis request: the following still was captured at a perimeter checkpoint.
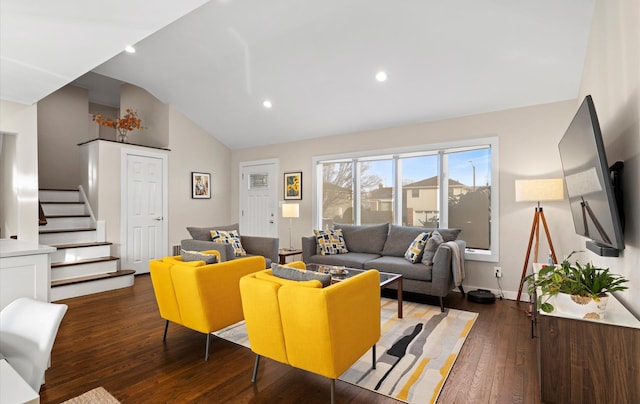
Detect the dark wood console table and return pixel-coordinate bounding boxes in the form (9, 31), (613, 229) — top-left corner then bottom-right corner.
(532, 264), (640, 403)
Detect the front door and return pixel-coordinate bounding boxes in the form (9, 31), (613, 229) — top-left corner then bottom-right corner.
(123, 151), (167, 274)
(240, 160), (278, 237)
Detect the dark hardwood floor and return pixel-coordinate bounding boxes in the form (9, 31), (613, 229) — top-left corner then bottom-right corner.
(40, 275), (541, 403)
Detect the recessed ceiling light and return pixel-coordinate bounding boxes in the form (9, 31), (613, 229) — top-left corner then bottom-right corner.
(124, 46), (136, 54)
(263, 100), (273, 109)
(375, 71), (388, 82)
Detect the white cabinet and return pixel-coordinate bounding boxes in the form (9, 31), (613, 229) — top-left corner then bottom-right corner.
(0, 239), (56, 309)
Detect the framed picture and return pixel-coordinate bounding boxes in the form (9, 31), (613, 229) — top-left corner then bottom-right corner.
(192, 172), (211, 199)
(284, 171), (302, 200)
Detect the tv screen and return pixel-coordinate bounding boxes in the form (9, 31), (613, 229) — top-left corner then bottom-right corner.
(558, 95), (624, 256)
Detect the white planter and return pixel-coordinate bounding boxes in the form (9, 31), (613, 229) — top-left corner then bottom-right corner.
(554, 293), (609, 320)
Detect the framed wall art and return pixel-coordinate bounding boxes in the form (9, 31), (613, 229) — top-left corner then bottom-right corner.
(284, 171), (302, 200)
(192, 172), (211, 199)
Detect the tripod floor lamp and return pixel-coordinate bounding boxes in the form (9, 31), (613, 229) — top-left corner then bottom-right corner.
(515, 178), (564, 302)
(282, 203), (299, 251)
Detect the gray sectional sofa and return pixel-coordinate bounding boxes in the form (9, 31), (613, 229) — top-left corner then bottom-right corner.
(181, 223), (278, 268)
(301, 223), (465, 311)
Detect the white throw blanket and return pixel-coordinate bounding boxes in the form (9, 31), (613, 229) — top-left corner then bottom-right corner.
(444, 241), (465, 286)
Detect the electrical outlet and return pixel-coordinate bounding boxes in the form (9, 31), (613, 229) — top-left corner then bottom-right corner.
(494, 267), (502, 278)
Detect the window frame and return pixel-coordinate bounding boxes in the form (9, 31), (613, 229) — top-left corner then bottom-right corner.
(312, 136), (499, 262)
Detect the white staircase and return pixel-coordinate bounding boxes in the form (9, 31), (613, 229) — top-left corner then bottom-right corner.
(39, 188), (135, 301)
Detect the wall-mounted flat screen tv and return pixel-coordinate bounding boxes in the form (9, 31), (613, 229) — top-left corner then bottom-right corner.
(558, 95), (624, 257)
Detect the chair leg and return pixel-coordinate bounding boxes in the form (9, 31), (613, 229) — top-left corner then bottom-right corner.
(205, 333), (211, 361)
(372, 344), (376, 369)
(330, 379), (336, 404)
(163, 320), (169, 342)
(439, 296), (445, 312)
(458, 285), (466, 296)
(252, 354), (261, 382)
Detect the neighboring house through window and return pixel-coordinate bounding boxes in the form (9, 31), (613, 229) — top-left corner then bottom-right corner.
(313, 137), (499, 262)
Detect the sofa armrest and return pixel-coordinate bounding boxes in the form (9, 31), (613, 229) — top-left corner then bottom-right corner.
(430, 239), (466, 296)
(301, 235), (317, 263)
(240, 235), (279, 265)
(181, 239), (234, 262)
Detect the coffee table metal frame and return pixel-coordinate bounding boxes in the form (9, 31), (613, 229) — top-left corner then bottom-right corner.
(306, 263), (403, 319)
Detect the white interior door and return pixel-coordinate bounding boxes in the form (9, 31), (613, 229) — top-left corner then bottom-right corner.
(240, 160), (278, 237)
(123, 152), (167, 274)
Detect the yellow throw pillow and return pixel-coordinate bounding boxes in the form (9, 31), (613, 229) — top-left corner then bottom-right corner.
(210, 229), (247, 256)
(313, 228), (348, 256)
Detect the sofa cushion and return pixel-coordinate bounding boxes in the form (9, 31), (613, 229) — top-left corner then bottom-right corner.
(211, 230), (247, 256)
(421, 230), (444, 265)
(382, 225), (461, 257)
(382, 225), (431, 257)
(364, 256), (432, 282)
(181, 249), (218, 264)
(187, 223), (239, 241)
(271, 263), (331, 287)
(404, 232), (430, 263)
(314, 229), (348, 255)
(334, 223), (388, 254)
(306, 252), (380, 270)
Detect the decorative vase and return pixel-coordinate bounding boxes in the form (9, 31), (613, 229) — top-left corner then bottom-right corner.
(554, 293), (609, 320)
(117, 129), (129, 143)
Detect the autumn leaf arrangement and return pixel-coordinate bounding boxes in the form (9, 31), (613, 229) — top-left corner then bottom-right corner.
(93, 108), (145, 141)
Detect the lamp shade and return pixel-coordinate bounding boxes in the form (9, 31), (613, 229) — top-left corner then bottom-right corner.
(282, 203), (299, 218)
(515, 178), (564, 202)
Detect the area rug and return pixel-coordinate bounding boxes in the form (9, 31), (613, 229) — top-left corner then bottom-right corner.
(214, 298), (477, 404)
(61, 387), (120, 404)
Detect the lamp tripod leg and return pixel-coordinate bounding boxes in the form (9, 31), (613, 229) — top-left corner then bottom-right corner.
(517, 209), (540, 303)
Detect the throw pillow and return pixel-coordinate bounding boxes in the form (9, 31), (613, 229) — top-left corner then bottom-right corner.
(210, 229), (247, 256)
(404, 232), (430, 263)
(271, 263), (332, 287)
(181, 249), (218, 264)
(422, 230), (444, 265)
(187, 223), (240, 240)
(313, 229), (348, 256)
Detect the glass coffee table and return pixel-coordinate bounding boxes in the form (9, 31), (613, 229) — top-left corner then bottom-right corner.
(306, 263), (403, 318)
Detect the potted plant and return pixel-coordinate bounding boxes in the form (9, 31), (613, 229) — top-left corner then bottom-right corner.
(526, 252), (628, 319)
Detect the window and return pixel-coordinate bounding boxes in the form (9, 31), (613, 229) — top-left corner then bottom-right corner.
(314, 137), (498, 262)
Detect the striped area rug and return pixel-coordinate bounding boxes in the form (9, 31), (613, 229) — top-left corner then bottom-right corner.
(214, 298), (477, 404)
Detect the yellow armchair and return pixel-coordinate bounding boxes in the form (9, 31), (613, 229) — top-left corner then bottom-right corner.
(239, 262), (381, 403)
(149, 252), (264, 360)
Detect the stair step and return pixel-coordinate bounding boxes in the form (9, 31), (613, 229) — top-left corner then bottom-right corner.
(39, 189), (81, 203)
(40, 216), (91, 231)
(51, 256), (119, 268)
(40, 227), (95, 234)
(50, 270), (136, 301)
(51, 241), (112, 249)
(51, 257), (120, 281)
(41, 202), (86, 216)
(39, 229), (97, 245)
(51, 243), (113, 264)
(51, 269), (135, 287)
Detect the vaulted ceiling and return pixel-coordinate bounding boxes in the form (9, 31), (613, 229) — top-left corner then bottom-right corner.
(1, 0), (595, 150)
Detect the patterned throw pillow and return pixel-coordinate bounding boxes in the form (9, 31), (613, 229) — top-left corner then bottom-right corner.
(181, 249), (218, 264)
(404, 232), (430, 263)
(210, 230), (247, 256)
(313, 229), (348, 256)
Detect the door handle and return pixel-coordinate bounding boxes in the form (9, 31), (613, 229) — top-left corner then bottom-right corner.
(153, 217), (163, 221)
(269, 220), (274, 224)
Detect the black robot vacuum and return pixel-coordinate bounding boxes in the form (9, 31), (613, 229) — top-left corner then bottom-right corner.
(467, 289), (496, 304)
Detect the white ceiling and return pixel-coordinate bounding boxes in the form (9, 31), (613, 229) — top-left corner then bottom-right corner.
(2, 0), (596, 150)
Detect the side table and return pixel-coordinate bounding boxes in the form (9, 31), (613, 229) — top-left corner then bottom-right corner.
(278, 248), (303, 264)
